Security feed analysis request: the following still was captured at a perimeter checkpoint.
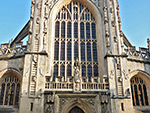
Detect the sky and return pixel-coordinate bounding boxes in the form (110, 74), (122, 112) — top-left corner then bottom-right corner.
(0, 0), (150, 48)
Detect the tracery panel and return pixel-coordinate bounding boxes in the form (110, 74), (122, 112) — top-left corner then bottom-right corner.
(130, 76), (149, 106)
(53, 1), (99, 83)
(0, 75), (21, 106)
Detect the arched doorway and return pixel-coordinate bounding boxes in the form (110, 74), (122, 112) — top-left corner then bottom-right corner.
(0, 74), (21, 106)
(130, 76), (149, 106)
(69, 106), (84, 113)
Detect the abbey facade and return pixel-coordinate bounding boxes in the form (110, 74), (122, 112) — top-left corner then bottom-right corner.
(0, 0), (150, 113)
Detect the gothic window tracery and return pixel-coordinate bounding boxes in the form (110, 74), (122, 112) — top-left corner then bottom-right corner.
(53, 1), (98, 82)
(130, 76), (149, 106)
(0, 75), (21, 106)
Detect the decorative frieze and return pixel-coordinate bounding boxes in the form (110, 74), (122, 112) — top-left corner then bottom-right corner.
(103, 1), (111, 53)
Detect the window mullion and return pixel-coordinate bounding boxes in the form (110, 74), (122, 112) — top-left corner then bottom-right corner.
(65, 21), (67, 81)
(71, 1), (74, 77)
(58, 21), (61, 77)
(78, 2), (81, 62)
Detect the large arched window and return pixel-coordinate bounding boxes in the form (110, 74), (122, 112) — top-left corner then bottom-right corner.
(53, 1), (98, 81)
(130, 76), (149, 106)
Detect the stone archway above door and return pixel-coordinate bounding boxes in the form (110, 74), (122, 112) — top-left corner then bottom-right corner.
(69, 106), (84, 113)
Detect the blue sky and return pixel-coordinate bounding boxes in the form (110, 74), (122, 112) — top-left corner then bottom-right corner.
(0, 0), (150, 48)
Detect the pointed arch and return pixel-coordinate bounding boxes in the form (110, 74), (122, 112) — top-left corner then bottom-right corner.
(0, 68), (22, 106)
(50, 0), (105, 81)
(130, 70), (150, 106)
(61, 98), (95, 113)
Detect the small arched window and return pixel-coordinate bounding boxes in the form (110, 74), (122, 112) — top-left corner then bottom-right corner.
(93, 42), (97, 62)
(87, 42), (91, 61)
(81, 42), (85, 61)
(61, 22), (65, 38)
(74, 22), (78, 39)
(54, 41), (59, 60)
(88, 65), (92, 82)
(55, 21), (60, 37)
(74, 42), (78, 60)
(61, 42), (65, 60)
(67, 65), (72, 77)
(67, 22), (71, 38)
(82, 65), (86, 77)
(86, 23), (90, 39)
(92, 23), (96, 39)
(60, 65), (65, 76)
(80, 22), (85, 39)
(94, 65), (98, 77)
(53, 65), (58, 81)
(67, 42), (71, 61)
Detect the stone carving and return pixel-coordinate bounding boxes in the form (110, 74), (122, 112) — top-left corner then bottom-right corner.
(31, 0), (35, 18)
(74, 58), (81, 92)
(103, 7), (108, 24)
(45, 105), (53, 113)
(90, 0), (101, 9)
(37, 89), (42, 97)
(59, 98), (70, 112)
(33, 55), (38, 63)
(105, 30), (110, 48)
(44, 19), (48, 33)
(45, 104), (54, 113)
(101, 95), (108, 104)
(36, 17), (40, 24)
(82, 98), (95, 106)
(125, 88), (130, 97)
(32, 76), (37, 82)
(45, 0), (59, 15)
(35, 34), (40, 40)
(45, 92), (55, 103)
(121, 70), (129, 80)
(81, 98), (96, 113)
(44, 93), (55, 113)
(109, 70), (115, 79)
(100, 93), (110, 113)
(44, 5), (49, 19)
(39, 68), (44, 77)
(24, 67), (30, 77)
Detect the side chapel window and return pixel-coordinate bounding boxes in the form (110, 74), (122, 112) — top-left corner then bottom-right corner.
(130, 76), (149, 106)
(0, 75), (21, 106)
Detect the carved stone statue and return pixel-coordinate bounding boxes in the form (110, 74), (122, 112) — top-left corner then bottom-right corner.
(74, 58), (81, 83)
(74, 58), (81, 91)
(125, 88), (130, 97)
